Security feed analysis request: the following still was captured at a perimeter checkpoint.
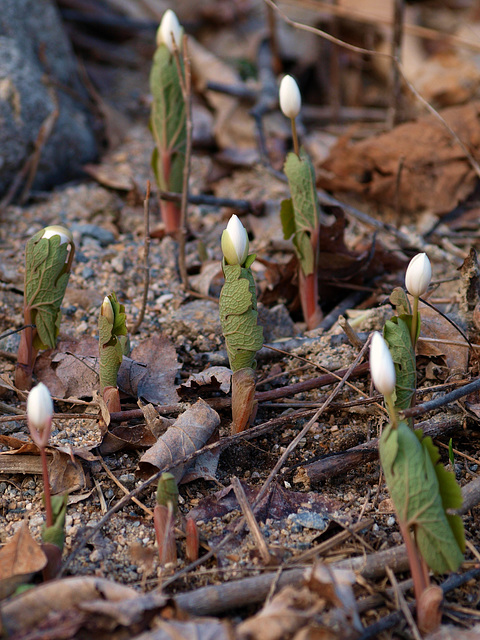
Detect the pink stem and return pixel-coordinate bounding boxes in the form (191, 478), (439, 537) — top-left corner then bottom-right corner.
(299, 269), (323, 330)
(398, 519), (429, 604)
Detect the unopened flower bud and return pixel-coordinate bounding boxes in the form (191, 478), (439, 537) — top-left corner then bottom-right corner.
(101, 296), (114, 324)
(369, 332), (396, 397)
(41, 225), (72, 246)
(405, 253), (432, 298)
(27, 382), (53, 447)
(156, 9), (183, 53)
(221, 214), (249, 266)
(279, 75), (301, 119)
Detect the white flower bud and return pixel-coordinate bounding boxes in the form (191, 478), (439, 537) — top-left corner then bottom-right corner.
(156, 9), (183, 53)
(279, 75), (301, 119)
(221, 214), (249, 266)
(369, 332), (396, 397)
(405, 253), (432, 298)
(27, 383), (53, 447)
(101, 296), (114, 324)
(41, 225), (72, 245)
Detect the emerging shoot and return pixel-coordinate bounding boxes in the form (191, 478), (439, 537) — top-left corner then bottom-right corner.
(98, 292), (129, 413)
(150, 10), (186, 233)
(219, 215), (263, 433)
(15, 225), (75, 390)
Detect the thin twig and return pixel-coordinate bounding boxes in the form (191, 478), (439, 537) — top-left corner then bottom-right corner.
(99, 457), (153, 517)
(0, 325), (36, 341)
(402, 376), (480, 419)
(157, 190), (264, 214)
(285, 0), (480, 54)
(132, 182), (151, 335)
(232, 476), (272, 565)
(386, 566), (425, 640)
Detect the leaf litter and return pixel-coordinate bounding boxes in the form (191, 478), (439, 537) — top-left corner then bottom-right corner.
(2, 1), (480, 638)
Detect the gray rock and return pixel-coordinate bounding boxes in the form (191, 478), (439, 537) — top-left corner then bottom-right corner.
(0, 0), (97, 196)
(257, 303), (296, 342)
(71, 223), (115, 246)
(288, 511), (330, 531)
(170, 300), (223, 340)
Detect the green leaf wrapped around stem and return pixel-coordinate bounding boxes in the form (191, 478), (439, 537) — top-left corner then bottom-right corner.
(150, 42), (186, 233)
(281, 149), (322, 329)
(99, 293), (129, 392)
(380, 420), (464, 575)
(15, 229), (74, 390)
(219, 260), (263, 373)
(383, 315), (416, 412)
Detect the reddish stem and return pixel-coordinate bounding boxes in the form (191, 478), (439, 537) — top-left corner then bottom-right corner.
(40, 446), (53, 528)
(160, 200), (181, 234)
(15, 305), (38, 390)
(160, 151), (181, 233)
(299, 269), (323, 330)
(398, 519), (429, 604)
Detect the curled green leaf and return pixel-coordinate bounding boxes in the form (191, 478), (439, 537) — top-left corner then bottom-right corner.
(150, 44), (186, 195)
(25, 230), (74, 350)
(157, 472), (179, 515)
(99, 292), (129, 392)
(219, 261), (263, 372)
(42, 493), (68, 550)
(281, 149), (320, 277)
(380, 421), (464, 574)
(383, 315), (416, 412)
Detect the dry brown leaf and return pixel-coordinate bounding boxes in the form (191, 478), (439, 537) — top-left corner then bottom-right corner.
(78, 592), (169, 628)
(237, 585), (322, 640)
(35, 337), (99, 398)
(0, 522), (46, 599)
(180, 366), (232, 395)
(426, 624), (480, 640)
(189, 261), (224, 298)
(135, 618), (233, 640)
(118, 335), (180, 404)
(417, 303), (469, 373)
(138, 399), (220, 481)
(306, 563), (362, 635)
(83, 162), (134, 192)
(188, 481), (341, 525)
(318, 101), (480, 217)
(0, 435), (86, 494)
(99, 423), (157, 455)
(0, 576), (137, 637)
(410, 52), (480, 108)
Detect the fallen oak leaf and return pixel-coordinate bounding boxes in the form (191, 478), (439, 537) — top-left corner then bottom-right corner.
(237, 585), (322, 640)
(0, 435), (85, 494)
(0, 522), (47, 599)
(117, 335), (180, 404)
(0, 576), (137, 637)
(138, 399), (220, 482)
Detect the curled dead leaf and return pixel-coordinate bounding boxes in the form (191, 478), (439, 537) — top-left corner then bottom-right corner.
(138, 399), (220, 482)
